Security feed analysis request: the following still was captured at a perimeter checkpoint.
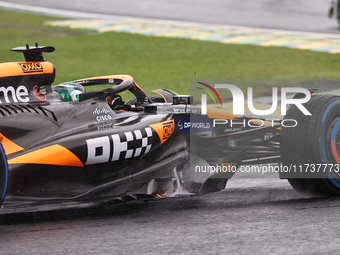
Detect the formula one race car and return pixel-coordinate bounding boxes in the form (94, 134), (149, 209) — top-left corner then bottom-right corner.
(1, 44), (340, 213)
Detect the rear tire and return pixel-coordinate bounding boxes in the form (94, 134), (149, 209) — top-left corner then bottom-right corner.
(280, 94), (340, 196)
(0, 143), (8, 206)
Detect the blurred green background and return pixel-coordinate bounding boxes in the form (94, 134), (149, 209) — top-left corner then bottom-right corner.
(1, 8), (340, 98)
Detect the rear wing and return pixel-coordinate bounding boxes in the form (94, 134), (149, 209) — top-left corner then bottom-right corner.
(11, 43), (55, 62)
(0, 44), (55, 104)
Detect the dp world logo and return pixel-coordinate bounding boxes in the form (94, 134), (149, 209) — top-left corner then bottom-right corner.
(175, 117), (190, 133)
(175, 117), (214, 133)
(177, 120), (184, 129)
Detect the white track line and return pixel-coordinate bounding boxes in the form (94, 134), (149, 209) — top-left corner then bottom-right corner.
(0, 1), (131, 20)
(2, 0), (340, 39)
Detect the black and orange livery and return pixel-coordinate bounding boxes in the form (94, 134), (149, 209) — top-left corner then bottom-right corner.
(4, 44), (339, 213)
(0, 44), (255, 213)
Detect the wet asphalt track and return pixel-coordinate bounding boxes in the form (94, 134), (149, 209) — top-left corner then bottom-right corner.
(2, 178), (340, 255)
(1, 1), (340, 254)
(1, 176), (340, 255)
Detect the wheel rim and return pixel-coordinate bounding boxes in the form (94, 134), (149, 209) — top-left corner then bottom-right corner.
(324, 115), (340, 191)
(331, 121), (340, 164)
(326, 117), (340, 187)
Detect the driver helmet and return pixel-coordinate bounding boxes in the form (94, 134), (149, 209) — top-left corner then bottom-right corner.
(53, 82), (86, 101)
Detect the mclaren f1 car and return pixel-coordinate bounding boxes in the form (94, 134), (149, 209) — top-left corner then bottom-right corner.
(1, 44), (340, 213)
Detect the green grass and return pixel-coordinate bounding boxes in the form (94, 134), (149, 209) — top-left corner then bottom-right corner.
(1, 8), (340, 98)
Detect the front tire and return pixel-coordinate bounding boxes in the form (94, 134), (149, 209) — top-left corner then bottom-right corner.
(280, 94), (340, 196)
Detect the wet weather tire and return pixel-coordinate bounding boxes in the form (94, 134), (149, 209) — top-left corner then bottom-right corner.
(280, 94), (340, 196)
(0, 143), (8, 206)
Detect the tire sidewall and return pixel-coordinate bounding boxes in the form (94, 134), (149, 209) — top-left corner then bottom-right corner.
(0, 143), (8, 206)
(314, 97), (340, 193)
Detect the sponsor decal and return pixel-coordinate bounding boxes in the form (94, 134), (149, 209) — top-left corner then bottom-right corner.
(264, 133), (274, 140)
(149, 120), (175, 144)
(86, 127), (153, 165)
(0, 85), (29, 104)
(92, 107), (112, 122)
(96, 122), (113, 131)
(93, 107), (110, 115)
(191, 122), (211, 129)
(162, 121), (174, 140)
(19, 62), (43, 73)
(33, 85), (47, 101)
(96, 115), (112, 122)
(224, 127), (242, 133)
(175, 117), (190, 133)
(175, 117), (213, 133)
(173, 108), (201, 114)
(76, 80), (89, 85)
(177, 120), (184, 130)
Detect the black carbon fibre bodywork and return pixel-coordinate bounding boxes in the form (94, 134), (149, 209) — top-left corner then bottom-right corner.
(0, 45), (281, 213)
